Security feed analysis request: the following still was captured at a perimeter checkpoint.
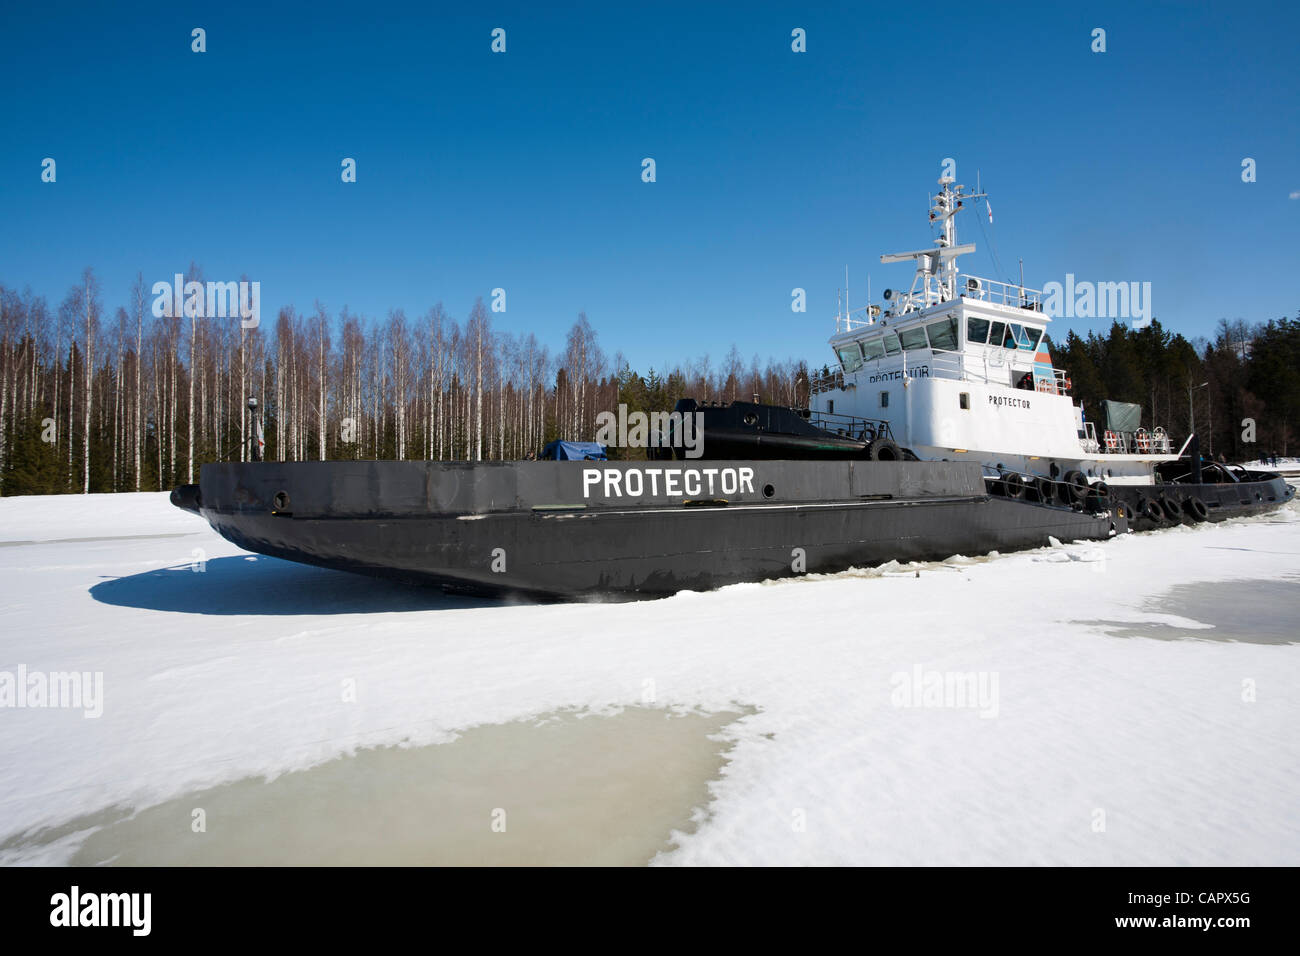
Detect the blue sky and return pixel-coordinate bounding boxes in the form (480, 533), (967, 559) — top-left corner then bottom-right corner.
(2, 0), (1298, 374)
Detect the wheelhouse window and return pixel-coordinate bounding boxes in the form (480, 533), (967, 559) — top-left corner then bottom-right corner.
(988, 320), (1007, 348)
(881, 331), (902, 355)
(1006, 322), (1038, 350)
(927, 316), (959, 351)
(861, 338), (887, 360)
(966, 317), (990, 344)
(899, 326), (929, 352)
(837, 344), (864, 373)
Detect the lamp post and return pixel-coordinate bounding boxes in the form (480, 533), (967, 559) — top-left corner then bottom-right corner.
(248, 397), (264, 462)
(1187, 381), (1209, 483)
(1207, 388), (1213, 456)
(1188, 381), (1208, 437)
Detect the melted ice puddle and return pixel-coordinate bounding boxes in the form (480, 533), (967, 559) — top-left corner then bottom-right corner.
(1075, 577), (1300, 645)
(10, 707), (749, 866)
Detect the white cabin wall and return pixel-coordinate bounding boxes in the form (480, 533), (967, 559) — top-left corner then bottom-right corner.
(911, 378), (1082, 460)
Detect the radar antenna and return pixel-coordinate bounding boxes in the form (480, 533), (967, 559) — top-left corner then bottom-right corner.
(880, 175), (986, 313)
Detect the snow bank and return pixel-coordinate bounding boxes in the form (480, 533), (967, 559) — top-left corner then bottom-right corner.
(0, 492), (196, 543)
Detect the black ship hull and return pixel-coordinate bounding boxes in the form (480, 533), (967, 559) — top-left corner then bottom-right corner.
(174, 459), (1131, 599)
(173, 456), (1292, 600)
(1111, 475), (1294, 531)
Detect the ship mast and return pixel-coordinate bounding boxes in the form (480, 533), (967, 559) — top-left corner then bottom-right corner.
(880, 174), (986, 313)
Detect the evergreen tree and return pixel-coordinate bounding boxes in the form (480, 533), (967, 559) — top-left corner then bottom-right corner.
(1099, 321), (1146, 406)
(1061, 331), (1105, 419)
(2, 413), (63, 496)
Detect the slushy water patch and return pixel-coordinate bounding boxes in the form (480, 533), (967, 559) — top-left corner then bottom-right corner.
(3, 706), (748, 866)
(1076, 577), (1300, 644)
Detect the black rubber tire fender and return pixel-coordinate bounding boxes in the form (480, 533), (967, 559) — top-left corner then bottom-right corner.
(1159, 496), (1182, 521)
(1002, 472), (1025, 498)
(1035, 476), (1055, 503)
(1063, 469), (1089, 503)
(869, 438), (902, 462)
(1139, 497), (1163, 522)
(1184, 496), (1209, 522)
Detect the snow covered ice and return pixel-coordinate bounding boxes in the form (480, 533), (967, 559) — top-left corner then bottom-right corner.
(1, 488), (1298, 865)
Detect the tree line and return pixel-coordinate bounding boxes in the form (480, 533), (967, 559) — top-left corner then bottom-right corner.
(0, 266), (813, 495)
(1, 268), (1293, 497)
(1056, 317), (1299, 460)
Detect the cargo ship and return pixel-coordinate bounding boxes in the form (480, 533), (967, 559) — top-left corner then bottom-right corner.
(172, 175), (1294, 598)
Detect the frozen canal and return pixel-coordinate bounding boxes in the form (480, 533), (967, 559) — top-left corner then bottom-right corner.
(1, 489), (1298, 865)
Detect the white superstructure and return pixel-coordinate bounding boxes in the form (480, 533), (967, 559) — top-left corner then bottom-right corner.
(811, 175), (1181, 486)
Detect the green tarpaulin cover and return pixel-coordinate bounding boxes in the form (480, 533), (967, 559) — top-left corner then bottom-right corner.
(1102, 400), (1142, 433)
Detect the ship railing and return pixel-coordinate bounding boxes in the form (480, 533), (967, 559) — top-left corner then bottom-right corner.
(1033, 368), (1072, 395)
(964, 351), (1015, 388)
(928, 348), (965, 379)
(834, 306), (879, 334)
(959, 274), (1045, 311)
(810, 368), (844, 394)
(806, 409), (894, 444)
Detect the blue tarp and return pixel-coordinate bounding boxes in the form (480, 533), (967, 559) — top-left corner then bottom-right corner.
(542, 440), (608, 461)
